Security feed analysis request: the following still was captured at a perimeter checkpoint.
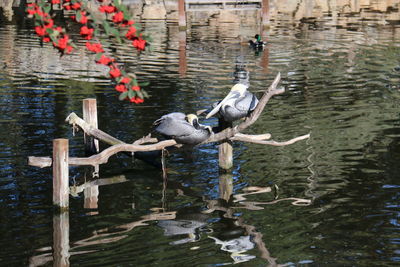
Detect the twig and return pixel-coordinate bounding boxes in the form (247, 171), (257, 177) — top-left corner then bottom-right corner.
(231, 133), (310, 145)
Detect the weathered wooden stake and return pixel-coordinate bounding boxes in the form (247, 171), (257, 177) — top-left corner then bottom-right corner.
(218, 119), (233, 170)
(261, 0), (270, 28)
(53, 211), (70, 267)
(178, 0), (186, 30)
(53, 139), (69, 209)
(83, 98), (99, 155)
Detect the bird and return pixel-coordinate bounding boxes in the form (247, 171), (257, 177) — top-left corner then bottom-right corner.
(153, 112), (212, 145)
(248, 34), (266, 49)
(205, 83), (258, 122)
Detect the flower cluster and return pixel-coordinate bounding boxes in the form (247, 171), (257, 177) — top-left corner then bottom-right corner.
(26, 0), (149, 103)
(27, 2), (74, 54)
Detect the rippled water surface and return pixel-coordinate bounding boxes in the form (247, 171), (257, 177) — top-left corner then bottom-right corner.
(1, 5), (400, 266)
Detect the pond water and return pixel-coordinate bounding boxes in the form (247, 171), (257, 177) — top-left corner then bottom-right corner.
(1, 5), (400, 266)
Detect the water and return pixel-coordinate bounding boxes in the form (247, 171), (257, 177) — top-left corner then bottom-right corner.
(1, 4), (400, 266)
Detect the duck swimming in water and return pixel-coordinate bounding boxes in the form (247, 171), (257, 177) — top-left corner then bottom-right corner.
(205, 83), (258, 122)
(249, 34), (266, 49)
(153, 112), (212, 145)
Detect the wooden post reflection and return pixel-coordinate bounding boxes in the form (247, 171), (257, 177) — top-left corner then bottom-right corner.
(84, 184), (99, 213)
(178, 0), (186, 30)
(178, 30), (187, 77)
(53, 212), (70, 267)
(261, 0), (270, 28)
(219, 173), (233, 202)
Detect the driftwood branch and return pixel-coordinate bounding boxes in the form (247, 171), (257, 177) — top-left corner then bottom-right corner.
(28, 73), (310, 168)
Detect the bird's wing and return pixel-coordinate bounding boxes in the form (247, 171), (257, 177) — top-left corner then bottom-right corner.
(235, 92), (258, 112)
(153, 112), (186, 126)
(155, 117), (195, 137)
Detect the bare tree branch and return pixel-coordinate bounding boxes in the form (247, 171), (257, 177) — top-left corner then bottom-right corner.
(28, 73), (310, 168)
(231, 133), (310, 145)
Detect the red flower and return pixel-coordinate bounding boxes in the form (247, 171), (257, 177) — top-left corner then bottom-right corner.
(112, 11), (124, 23)
(132, 85), (140, 91)
(129, 97), (144, 104)
(120, 77), (131, 84)
(43, 37), (51, 43)
(80, 16), (88, 24)
(51, 0), (60, 4)
(44, 19), (54, 28)
(109, 66), (121, 78)
(115, 84), (127, 92)
(64, 4), (71, 10)
(80, 26), (94, 39)
(96, 54), (113, 65)
(132, 38), (146, 50)
(99, 5), (116, 13)
(85, 42), (104, 53)
(71, 2), (81, 10)
(27, 7), (37, 15)
(55, 35), (69, 50)
(65, 45), (73, 54)
(125, 26), (136, 40)
(122, 20), (134, 27)
(35, 26), (46, 36)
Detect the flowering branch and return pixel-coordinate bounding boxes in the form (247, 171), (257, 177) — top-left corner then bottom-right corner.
(26, 0), (150, 103)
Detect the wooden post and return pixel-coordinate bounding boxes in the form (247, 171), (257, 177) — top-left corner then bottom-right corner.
(53, 139), (69, 209)
(261, 0), (270, 28)
(83, 98), (99, 155)
(53, 212), (70, 267)
(218, 119), (233, 170)
(178, 0), (186, 30)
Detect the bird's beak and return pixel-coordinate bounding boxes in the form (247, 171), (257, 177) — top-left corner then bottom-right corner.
(206, 91), (238, 119)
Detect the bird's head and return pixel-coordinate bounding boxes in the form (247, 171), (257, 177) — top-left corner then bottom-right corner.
(254, 34), (261, 42)
(186, 114), (199, 126)
(187, 114), (213, 133)
(230, 83), (248, 96)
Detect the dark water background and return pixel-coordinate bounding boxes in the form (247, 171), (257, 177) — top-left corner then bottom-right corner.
(0, 4), (400, 266)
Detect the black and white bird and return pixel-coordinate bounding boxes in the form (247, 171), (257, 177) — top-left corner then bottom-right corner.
(248, 34), (266, 50)
(153, 112), (212, 145)
(205, 84), (258, 122)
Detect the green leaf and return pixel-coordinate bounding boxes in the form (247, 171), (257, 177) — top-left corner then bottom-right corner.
(132, 79), (139, 86)
(139, 81), (150, 87)
(95, 53), (104, 61)
(103, 21), (111, 36)
(118, 91), (128, 101)
(142, 90), (150, 98)
(128, 89), (136, 99)
(46, 28), (54, 35)
(49, 33), (58, 44)
(136, 90), (144, 99)
(43, 4), (51, 14)
(76, 10), (82, 22)
(113, 0), (122, 9)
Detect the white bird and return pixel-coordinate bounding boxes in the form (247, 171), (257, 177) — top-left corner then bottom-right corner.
(206, 84), (258, 122)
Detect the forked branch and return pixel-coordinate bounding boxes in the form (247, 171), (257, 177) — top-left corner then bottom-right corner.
(28, 73), (310, 168)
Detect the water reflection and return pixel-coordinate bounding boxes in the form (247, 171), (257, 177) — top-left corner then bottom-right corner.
(1, 2), (400, 266)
